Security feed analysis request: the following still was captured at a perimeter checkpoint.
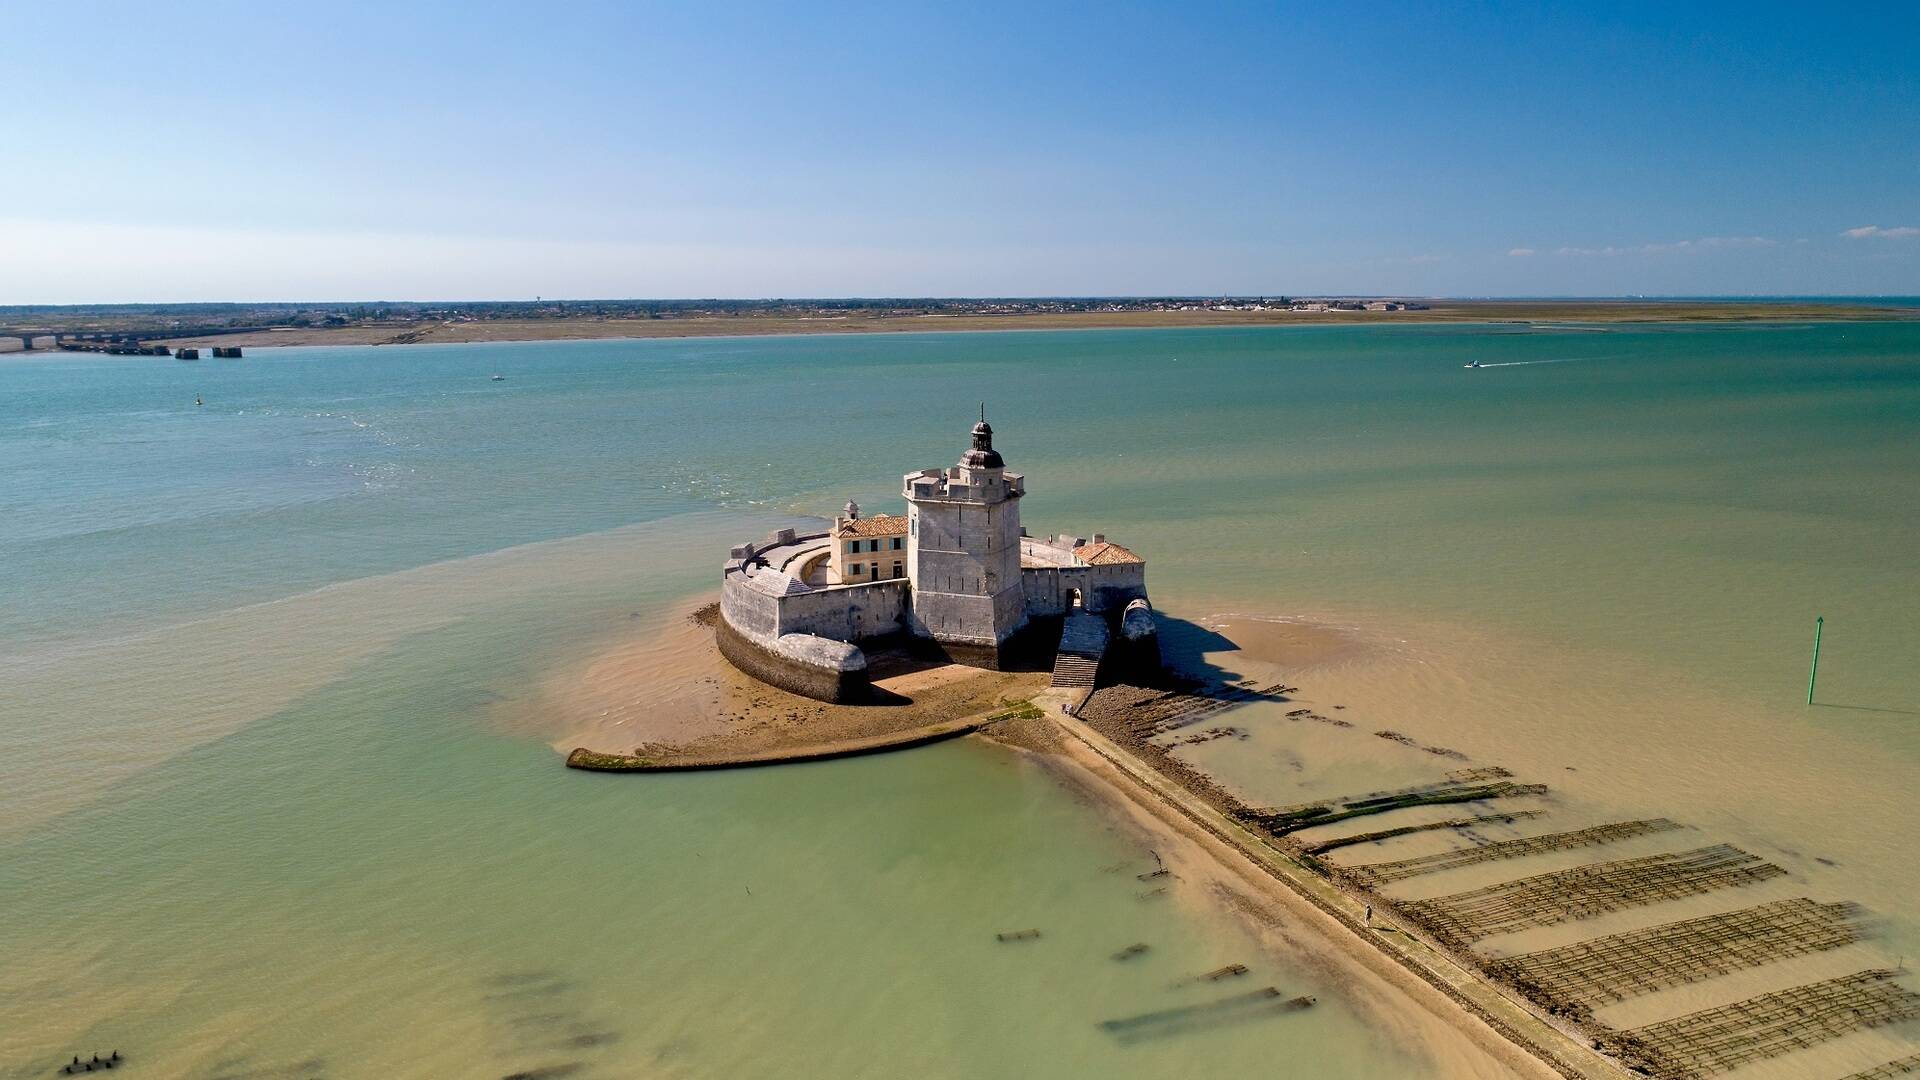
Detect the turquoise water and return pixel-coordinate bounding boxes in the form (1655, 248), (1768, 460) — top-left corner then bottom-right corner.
(4, 324), (1919, 1077)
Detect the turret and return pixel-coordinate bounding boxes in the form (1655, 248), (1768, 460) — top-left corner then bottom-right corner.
(961, 417), (1004, 470)
(900, 411), (1028, 666)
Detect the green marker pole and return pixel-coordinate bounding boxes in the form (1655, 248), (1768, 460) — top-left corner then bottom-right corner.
(1806, 616), (1824, 705)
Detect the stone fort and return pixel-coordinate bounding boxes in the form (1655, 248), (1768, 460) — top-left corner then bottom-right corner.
(717, 416), (1154, 701)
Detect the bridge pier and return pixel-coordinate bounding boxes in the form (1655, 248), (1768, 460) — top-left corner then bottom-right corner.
(14, 334), (36, 351)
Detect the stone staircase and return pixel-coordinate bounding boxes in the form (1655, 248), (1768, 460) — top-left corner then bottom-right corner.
(1051, 612), (1109, 688)
(1051, 653), (1102, 688)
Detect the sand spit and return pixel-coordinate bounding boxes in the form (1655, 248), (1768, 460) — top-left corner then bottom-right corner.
(517, 598), (1048, 764)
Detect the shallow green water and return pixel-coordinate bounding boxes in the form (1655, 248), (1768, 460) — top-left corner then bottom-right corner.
(4, 323), (1918, 1076)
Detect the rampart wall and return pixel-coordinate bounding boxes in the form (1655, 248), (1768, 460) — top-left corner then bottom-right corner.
(1020, 562), (1148, 619)
(776, 579), (909, 642)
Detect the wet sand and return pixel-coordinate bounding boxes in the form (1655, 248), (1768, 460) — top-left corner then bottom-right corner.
(513, 597), (1596, 1074)
(1186, 614), (1376, 672)
(506, 599), (1049, 762)
(986, 708), (1593, 1079)
(1098, 608), (1920, 1079)
(994, 602), (1919, 1079)
(514, 593), (1916, 1077)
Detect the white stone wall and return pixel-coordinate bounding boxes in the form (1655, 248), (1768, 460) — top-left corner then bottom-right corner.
(775, 578), (909, 642)
(720, 565), (782, 645)
(1020, 562), (1148, 619)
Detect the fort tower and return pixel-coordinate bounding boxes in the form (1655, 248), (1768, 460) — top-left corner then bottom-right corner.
(717, 412), (1148, 701)
(902, 413), (1028, 666)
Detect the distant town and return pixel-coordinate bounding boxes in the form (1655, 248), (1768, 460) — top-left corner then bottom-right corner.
(2, 296), (1421, 345)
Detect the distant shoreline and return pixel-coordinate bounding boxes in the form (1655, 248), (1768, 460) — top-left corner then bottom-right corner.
(4, 299), (1900, 353)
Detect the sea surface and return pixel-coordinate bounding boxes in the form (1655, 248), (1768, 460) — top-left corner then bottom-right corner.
(4, 323), (1918, 1078)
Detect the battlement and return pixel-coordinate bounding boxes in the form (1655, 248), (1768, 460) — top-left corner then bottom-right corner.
(902, 466), (1025, 503)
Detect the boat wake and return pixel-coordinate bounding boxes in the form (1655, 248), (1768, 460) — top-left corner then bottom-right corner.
(1470, 357), (1583, 368)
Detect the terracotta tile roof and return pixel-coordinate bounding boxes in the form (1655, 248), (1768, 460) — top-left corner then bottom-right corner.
(1073, 541), (1143, 565)
(837, 513), (908, 537)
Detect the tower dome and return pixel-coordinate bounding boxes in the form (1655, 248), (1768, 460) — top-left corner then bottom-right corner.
(961, 412), (1004, 470)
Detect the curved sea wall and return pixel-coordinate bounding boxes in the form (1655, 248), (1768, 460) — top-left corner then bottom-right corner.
(775, 578), (909, 641)
(718, 528), (910, 703)
(1113, 597), (1162, 673)
(714, 615), (868, 703)
(716, 526), (1150, 691)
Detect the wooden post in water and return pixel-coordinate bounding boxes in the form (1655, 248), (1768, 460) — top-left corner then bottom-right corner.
(1806, 616), (1824, 705)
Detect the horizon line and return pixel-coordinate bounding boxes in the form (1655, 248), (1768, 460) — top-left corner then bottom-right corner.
(6, 293), (1918, 311)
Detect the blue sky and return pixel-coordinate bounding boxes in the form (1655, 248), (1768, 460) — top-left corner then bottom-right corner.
(5, 1), (1917, 301)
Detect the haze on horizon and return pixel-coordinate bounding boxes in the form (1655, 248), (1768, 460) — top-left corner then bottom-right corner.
(6, 0), (1917, 304)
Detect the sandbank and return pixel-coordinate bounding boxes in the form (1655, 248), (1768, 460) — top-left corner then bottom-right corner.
(510, 599), (1047, 764)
